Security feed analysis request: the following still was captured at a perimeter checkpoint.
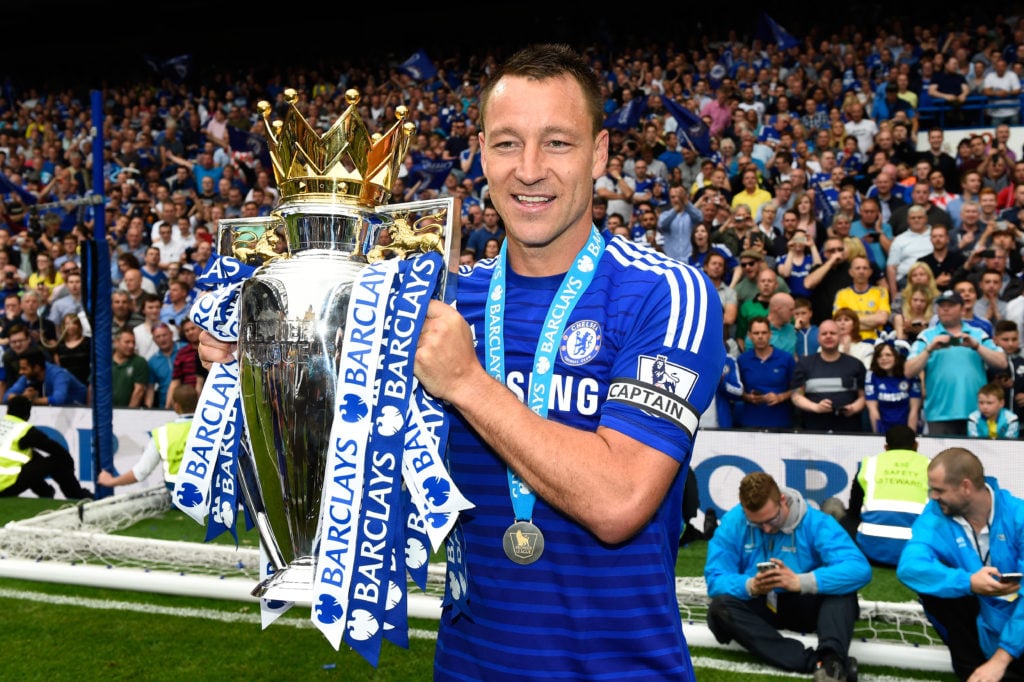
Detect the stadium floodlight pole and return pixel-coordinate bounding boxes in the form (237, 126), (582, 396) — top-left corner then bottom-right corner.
(87, 88), (113, 500)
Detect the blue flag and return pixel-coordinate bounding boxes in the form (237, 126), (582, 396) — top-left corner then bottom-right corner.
(812, 179), (836, 226)
(659, 95), (712, 157)
(0, 171), (37, 206)
(602, 97), (647, 132)
(227, 126), (272, 170)
(755, 11), (799, 50)
(398, 50), (437, 82)
(409, 158), (456, 191)
(144, 54), (192, 83)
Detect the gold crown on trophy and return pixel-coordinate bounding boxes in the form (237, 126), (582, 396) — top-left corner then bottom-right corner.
(256, 88), (415, 207)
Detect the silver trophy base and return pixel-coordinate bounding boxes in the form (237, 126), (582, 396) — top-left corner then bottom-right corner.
(251, 556), (315, 605)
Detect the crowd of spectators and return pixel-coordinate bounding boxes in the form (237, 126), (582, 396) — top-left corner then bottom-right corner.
(1, 12), (1024, 436)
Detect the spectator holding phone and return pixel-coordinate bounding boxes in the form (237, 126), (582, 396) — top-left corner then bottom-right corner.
(898, 448), (1024, 682)
(704, 471), (870, 682)
(905, 289), (1008, 435)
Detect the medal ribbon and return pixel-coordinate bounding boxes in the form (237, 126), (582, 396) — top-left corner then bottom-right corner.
(486, 226), (605, 523)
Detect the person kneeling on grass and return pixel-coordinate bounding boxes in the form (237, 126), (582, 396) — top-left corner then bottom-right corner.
(0, 395), (92, 499)
(98, 384), (197, 491)
(704, 471), (870, 682)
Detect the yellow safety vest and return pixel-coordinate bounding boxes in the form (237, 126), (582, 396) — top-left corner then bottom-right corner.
(154, 419), (192, 485)
(0, 414), (33, 492)
(857, 448), (930, 541)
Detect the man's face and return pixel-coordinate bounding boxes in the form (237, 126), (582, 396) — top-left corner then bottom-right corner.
(18, 358), (41, 382)
(748, 322), (772, 350)
(182, 321), (201, 344)
(936, 300), (963, 325)
(818, 320), (840, 351)
(980, 193), (998, 215)
(930, 227), (949, 250)
(980, 273), (1002, 296)
(479, 73), (604, 250)
(927, 464), (969, 517)
(9, 333), (30, 355)
(848, 257), (871, 284)
(152, 326), (174, 352)
(756, 269), (777, 297)
(911, 183), (930, 206)
(115, 332), (136, 358)
(955, 282), (977, 308)
(3, 296), (20, 319)
(743, 494), (788, 535)
(111, 294), (132, 319)
(704, 255), (725, 280)
(122, 270), (141, 292)
(639, 210), (658, 231)
(144, 299), (161, 320)
(859, 202), (879, 225)
(907, 211), (929, 232)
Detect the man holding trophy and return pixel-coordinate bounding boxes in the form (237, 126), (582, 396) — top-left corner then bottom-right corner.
(198, 44), (724, 680)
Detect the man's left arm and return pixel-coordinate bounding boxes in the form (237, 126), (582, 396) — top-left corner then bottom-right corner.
(805, 513), (872, 594)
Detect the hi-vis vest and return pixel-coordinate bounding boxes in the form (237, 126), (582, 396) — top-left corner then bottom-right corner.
(154, 419), (192, 485)
(0, 414), (33, 492)
(856, 448), (930, 565)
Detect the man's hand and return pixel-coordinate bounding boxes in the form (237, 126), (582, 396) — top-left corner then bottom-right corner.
(197, 330), (237, 368)
(971, 566), (1020, 597)
(754, 559), (799, 593)
(414, 300), (484, 403)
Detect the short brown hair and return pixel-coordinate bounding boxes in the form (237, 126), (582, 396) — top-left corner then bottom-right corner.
(738, 472), (781, 511)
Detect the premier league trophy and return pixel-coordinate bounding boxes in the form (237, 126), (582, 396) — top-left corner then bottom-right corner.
(176, 88), (471, 659)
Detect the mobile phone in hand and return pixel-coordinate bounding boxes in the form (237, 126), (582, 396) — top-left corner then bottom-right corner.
(1000, 572), (1023, 583)
(757, 561), (775, 573)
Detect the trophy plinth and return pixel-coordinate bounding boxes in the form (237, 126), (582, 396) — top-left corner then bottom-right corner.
(250, 556), (316, 605)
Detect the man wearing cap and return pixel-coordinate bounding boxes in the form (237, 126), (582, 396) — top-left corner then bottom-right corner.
(733, 249), (790, 309)
(905, 289), (1008, 435)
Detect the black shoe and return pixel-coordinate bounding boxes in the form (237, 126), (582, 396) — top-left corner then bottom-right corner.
(845, 656), (857, 682)
(812, 651), (846, 682)
(702, 508), (718, 541)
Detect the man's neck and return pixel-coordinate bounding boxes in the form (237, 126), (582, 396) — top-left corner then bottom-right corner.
(964, 486), (993, 533)
(819, 348), (841, 360)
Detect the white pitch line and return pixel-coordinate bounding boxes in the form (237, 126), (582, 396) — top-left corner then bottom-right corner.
(0, 588), (934, 681)
(690, 656), (940, 681)
(0, 587), (438, 641)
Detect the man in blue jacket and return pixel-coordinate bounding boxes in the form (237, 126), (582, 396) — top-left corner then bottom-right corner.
(897, 447), (1024, 682)
(705, 471), (871, 682)
(4, 348), (88, 406)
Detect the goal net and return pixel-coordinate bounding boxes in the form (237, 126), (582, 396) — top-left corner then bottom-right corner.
(0, 486), (952, 671)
